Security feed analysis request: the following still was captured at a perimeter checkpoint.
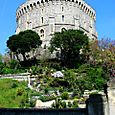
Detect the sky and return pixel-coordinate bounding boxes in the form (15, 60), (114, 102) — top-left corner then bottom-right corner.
(0, 0), (115, 55)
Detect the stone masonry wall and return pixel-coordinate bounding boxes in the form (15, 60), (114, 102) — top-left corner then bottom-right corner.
(16, 0), (97, 49)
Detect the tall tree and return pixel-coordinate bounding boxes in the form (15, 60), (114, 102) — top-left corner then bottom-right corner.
(7, 30), (42, 61)
(49, 29), (89, 68)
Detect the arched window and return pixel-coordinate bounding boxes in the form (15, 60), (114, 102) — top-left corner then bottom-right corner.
(22, 9), (24, 14)
(37, 1), (40, 4)
(41, 0), (44, 3)
(19, 11), (22, 16)
(40, 29), (44, 38)
(79, 2), (81, 5)
(30, 4), (33, 7)
(30, 4), (33, 10)
(27, 5), (29, 11)
(61, 28), (66, 32)
(33, 3), (36, 7)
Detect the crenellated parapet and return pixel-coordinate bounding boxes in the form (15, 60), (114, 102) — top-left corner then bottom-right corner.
(16, 0), (96, 21)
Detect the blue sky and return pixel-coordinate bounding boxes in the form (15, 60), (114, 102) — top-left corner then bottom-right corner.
(0, 0), (115, 55)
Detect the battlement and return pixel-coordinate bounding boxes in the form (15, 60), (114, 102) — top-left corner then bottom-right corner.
(16, 0), (96, 20)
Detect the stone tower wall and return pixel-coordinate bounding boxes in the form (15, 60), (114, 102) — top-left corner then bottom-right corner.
(16, 0), (97, 48)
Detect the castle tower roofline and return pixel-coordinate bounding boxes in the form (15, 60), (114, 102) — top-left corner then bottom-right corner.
(17, 0), (96, 21)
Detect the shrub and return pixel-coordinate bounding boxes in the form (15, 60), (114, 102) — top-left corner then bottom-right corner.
(30, 100), (36, 107)
(61, 92), (69, 100)
(52, 98), (67, 109)
(44, 88), (49, 94)
(11, 82), (18, 88)
(17, 88), (24, 96)
(39, 95), (56, 102)
(72, 100), (79, 108)
(68, 102), (72, 108)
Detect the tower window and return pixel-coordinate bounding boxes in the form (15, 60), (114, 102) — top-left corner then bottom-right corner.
(33, 3), (36, 7)
(42, 9), (43, 13)
(40, 29), (44, 38)
(37, 1), (40, 4)
(62, 7), (64, 11)
(62, 15), (64, 22)
(42, 17), (43, 23)
(30, 4), (33, 7)
(41, 0), (44, 3)
(61, 28), (66, 32)
(79, 2), (81, 5)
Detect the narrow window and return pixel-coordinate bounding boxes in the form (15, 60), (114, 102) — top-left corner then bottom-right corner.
(41, 0), (44, 3)
(62, 7), (64, 11)
(42, 9), (43, 13)
(42, 17), (43, 23)
(62, 15), (64, 22)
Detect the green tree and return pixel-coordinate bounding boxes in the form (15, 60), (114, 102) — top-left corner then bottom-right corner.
(89, 38), (115, 78)
(7, 30), (42, 61)
(76, 65), (108, 91)
(49, 29), (89, 68)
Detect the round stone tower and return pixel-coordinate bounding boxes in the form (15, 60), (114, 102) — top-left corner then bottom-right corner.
(16, 0), (97, 48)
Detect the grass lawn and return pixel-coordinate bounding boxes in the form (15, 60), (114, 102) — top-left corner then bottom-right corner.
(0, 79), (28, 108)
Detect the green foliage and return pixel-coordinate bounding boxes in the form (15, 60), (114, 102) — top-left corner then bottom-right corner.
(30, 100), (36, 107)
(64, 69), (77, 90)
(7, 30), (42, 61)
(8, 59), (20, 69)
(52, 98), (79, 109)
(52, 98), (67, 109)
(76, 64), (108, 91)
(2, 67), (14, 74)
(49, 29), (89, 68)
(68, 102), (72, 108)
(11, 82), (18, 88)
(39, 95), (56, 102)
(72, 100), (79, 108)
(0, 79), (31, 108)
(89, 39), (115, 78)
(0, 58), (26, 75)
(67, 101), (79, 108)
(30, 65), (40, 75)
(50, 78), (69, 87)
(44, 88), (49, 94)
(17, 88), (24, 96)
(61, 92), (69, 100)
(0, 62), (5, 74)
